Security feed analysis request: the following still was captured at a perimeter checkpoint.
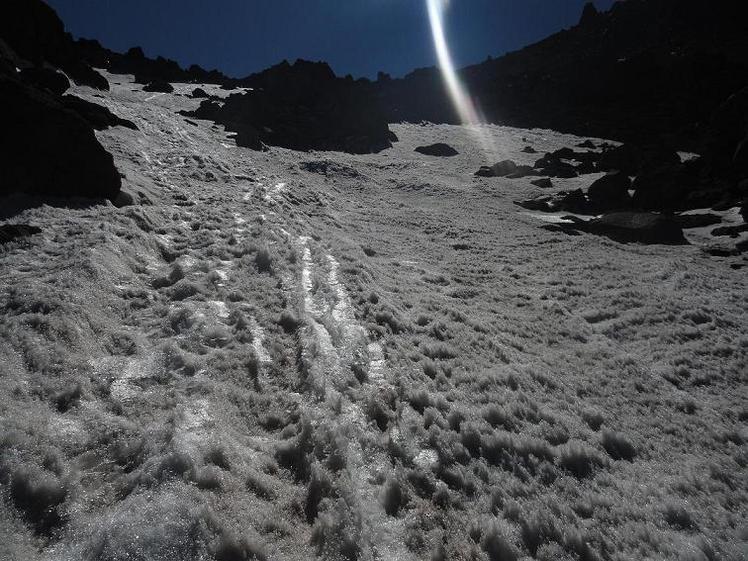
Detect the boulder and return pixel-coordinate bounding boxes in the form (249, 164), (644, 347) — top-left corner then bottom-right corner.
(531, 178), (553, 189)
(475, 160), (518, 178)
(515, 189), (588, 214)
(540, 161), (578, 178)
(143, 79), (174, 93)
(551, 147), (576, 160)
(415, 143), (458, 157)
(582, 212), (688, 245)
(0, 75), (121, 201)
(587, 171), (632, 212)
(191, 87), (209, 98)
(61, 95), (138, 130)
(506, 165), (539, 179)
(521, 146), (537, 154)
(19, 67), (69, 95)
(0, 224), (41, 244)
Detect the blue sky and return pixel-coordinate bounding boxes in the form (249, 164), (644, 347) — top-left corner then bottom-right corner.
(47, 0), (616, 79)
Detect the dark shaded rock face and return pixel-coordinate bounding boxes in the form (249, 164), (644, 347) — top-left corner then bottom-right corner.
(143, 79), (174, 93)
(19, 67), (69, 96)
(0, 0), (109, 90)
(587, 171), (632, 212)
(192, 87), (209, 98)
(415, 143), (458, 157)
(0, 76), (121, 201)
(0, 224), (42, 244)
(61, 95), (138, 131)
(183, 60), (394, 154)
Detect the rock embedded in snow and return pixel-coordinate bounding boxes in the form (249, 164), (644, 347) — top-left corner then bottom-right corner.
(531, 177), (553, 189)
(143, 79), (174, 93)
(582, 212), (688, 245)
(414, 143), (458, 157)
(191, 87), (209, 98)
(475, 160), (518, 178)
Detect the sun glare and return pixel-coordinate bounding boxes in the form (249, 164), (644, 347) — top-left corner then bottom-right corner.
(427, 0), (498, 161)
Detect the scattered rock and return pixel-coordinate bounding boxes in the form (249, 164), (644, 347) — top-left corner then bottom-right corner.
(0, 224), (41, 244)
(521, 146), (537, 154)
(415, 143), (458, 157)
(143, 79), (174, 93)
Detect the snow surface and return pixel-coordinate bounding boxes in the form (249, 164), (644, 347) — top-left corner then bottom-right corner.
(0, 73), (746, 561)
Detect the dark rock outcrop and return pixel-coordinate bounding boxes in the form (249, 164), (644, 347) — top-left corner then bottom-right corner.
(61, 95), (138, 130)
(0, 0), (109, 90)
(582, 212), (688, 245)
(415, 143), (458, 157)
(0, 75), (121, 201)
(475, 160), (518, 178)
(587, 171), (632, 212)
(516, 189), (589, 214)
(531, 178), (553, 189)
(0, 224), (42, 244)
(192, 87), (209, 98)
(19, 67), (69, 95)
(548, 212), (688, 245)
(143, 79), (174, 93)
(182, 60), (394, 154)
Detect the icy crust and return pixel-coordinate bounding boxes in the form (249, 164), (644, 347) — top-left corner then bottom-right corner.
(0, 73), (745, 561)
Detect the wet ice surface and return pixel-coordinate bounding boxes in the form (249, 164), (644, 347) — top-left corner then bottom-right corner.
(0, 73), (746, 561)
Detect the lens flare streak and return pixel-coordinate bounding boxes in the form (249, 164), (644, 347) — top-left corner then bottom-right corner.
(427, 0), (498, 161)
